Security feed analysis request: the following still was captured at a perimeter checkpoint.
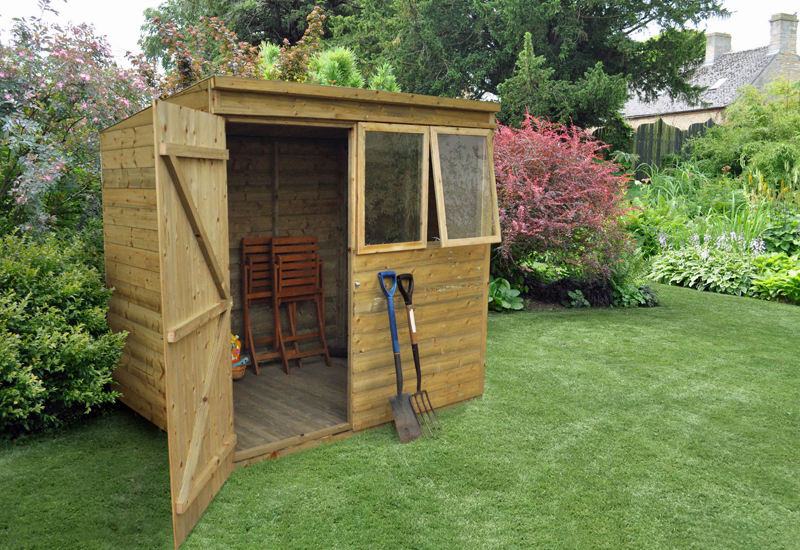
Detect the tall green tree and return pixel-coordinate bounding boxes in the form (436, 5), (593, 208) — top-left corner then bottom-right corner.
(331, 0), (725, 125)
(497, 32), (628, 127)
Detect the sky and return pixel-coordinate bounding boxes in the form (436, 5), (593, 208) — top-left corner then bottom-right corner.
(1, 0), (798, 67)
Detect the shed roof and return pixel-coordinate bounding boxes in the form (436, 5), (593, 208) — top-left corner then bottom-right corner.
(104, 76), (501, 133)
(206, 76), (501, 113)
(623, 47), (771, 119)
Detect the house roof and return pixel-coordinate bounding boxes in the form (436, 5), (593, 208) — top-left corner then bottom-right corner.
(623, 47), (771, 118)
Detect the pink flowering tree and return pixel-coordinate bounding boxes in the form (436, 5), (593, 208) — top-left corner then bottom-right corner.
(128, 15), (259, 97)
(0, 3), (155, 233)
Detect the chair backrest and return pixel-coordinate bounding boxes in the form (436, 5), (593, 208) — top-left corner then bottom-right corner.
(272, 236), (319, 298)
(275, 251), (322, 299)
(271, 236), (318, 258)
(241, 237), (273, 299)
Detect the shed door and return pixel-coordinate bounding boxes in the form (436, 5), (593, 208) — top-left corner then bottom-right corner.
(153, 100), (235, 548)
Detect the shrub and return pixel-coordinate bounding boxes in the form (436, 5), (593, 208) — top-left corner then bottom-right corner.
(524, 277), (615, 308)
(650, 245), (757, 296)
(0, 234), (125, 437)
(310, 46), (365, 88)
(494, 115), (632, 281)
(688, 79), (800, 190)
(608, 250), (660, 307)
(366, 63), (401, 93)
(258, 7), (325, 84)
(258, 11), (401, 93)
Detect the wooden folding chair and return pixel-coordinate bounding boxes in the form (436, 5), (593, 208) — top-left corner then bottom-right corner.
(272, 236), (331, 374)
(241, 237), (281, 374)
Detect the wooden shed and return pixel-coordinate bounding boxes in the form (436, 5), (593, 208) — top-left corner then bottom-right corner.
(99, 76), (501, 547)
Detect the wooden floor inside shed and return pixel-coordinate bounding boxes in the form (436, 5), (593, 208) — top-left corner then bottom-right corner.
(233, 358), (348, 461)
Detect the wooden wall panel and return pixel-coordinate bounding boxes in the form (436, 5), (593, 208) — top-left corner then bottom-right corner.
(226, 135), (348, 354)
(100, 114), (168, 431)
(350, 243), (490, 431)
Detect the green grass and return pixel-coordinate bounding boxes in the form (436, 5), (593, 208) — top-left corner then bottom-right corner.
(2, 284), (799, 549)
(0, 408), (172, 549)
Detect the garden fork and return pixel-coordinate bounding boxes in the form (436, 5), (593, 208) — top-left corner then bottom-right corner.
(397, 273), (443, 438)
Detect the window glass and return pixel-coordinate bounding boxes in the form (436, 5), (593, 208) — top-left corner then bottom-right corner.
(363, 131), (425, 246)
(436, 133), (496, 240)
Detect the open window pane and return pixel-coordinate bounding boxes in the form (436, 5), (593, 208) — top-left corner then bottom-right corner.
(358, 124), (428, 253)
(433, 130), (499, 244)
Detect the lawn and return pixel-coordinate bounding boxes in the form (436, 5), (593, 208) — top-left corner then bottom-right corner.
(2, 284), (798, 549)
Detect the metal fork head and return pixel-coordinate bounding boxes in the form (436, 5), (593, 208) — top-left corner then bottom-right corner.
(411, 390), (443, 438)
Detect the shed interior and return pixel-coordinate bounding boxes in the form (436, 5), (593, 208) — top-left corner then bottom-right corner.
(225, 122), (350, 459)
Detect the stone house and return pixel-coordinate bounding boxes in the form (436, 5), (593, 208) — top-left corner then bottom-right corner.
(624, 13), (800, 131)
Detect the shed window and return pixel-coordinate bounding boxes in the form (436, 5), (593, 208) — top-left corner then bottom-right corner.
(357, 123), (429, 254)
(431, 127), (501, 246)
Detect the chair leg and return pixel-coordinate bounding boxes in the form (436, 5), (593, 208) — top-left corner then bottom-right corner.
(315, 294), (331, 367)
(288, 301), (302, 369)
(244, 299), (259, 375)
(272, 294), (281, 355)
(276, 302), (290, 375)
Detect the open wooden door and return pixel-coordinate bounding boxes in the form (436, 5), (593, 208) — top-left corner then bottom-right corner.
(153, 100), (236, 548)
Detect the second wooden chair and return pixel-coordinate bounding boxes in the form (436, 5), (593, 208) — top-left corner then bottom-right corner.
(272, 237), (331, 374)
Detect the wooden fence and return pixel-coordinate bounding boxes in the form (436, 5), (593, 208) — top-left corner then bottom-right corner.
(595, 117), (716, 177)
(631, 118), (715, 171)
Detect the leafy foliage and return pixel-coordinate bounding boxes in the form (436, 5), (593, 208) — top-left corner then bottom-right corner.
(688, 79), (800, 190)
(366, 62), (401, 93)
(0, 233), (125, 437)
(751, 253), (800, 305)
(562, 289), (590, 309)
(762, 214), (800, 256)
(608, 249), (660, 307)
(494, 115), (631, 281)
(258, 9), (401, 92)
(497, 32), (628, 128)
(259, 6), (326, 83)
(129, 15), (259, 95)
(0, 3), (154, 233)
(488, 277), (524, 311)
(625, 163), (778, 259)
(331, 1), (725, 127)
(610, 281), (660, 308)
(141, 0), (355, 67)
(310, 46), (364, 87)
(650, 246), (757, 297)
(652, 243), (800, 306)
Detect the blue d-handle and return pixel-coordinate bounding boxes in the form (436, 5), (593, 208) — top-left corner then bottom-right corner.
(378, 271), (400, 354)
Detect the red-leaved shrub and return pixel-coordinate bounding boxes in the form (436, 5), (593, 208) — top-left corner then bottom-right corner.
(494, 115), (631, 280)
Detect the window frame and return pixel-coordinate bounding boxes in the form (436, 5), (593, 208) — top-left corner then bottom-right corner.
(356, 122), (430, 255)
(430, 126), (502, 247)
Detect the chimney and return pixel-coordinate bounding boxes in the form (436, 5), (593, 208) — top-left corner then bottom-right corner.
(705, 32), (732, 64)
(768, 13), (798, 55)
